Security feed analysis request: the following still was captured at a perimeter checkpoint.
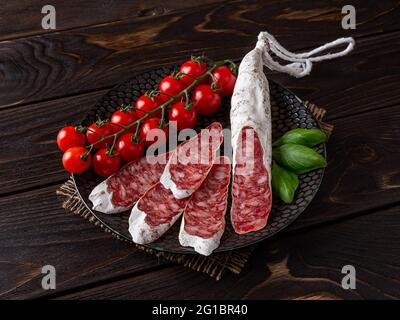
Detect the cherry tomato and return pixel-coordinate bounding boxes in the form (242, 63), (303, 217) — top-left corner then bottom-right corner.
(140, 117), (169, 146)
(92, 148), (121, 177)
(135, 95), (162, 118)
(192, 85), (222, 115)
(159, 76), (186, 101)
(110, 108), (138, 132)
(62, 147), (91, 174)
(179, 59), (208, 86)
(57, 126), (86, 152)
(211, 66), (237, 96)
(116, 133), (145, 162)
(168, 101), (197, 131)
(86, 121), (115, 149)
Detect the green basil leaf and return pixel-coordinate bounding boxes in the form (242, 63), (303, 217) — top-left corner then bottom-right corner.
(273, 128), (327, 147)
(273, 144), (327, 174)
(272, 162), (299, 204)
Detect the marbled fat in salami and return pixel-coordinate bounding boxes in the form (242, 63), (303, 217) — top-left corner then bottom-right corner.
(160, 122), (223, 199)
(179, 156), (231, 256)
(89, 153), (169, 214)
(230, 128), (272, 234)
(129, 182), (188, 244)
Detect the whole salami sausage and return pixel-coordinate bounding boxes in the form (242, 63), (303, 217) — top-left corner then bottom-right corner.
(128, 182), (189, 244)
(230, 32), (354, 234)
(230, 38), (273, 234)
(179, 156), (231, 256)
(89, 153), (169, 214)
(160, 122), (223, 199)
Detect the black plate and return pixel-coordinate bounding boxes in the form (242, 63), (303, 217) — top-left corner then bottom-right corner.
(73, 64), (326, 254)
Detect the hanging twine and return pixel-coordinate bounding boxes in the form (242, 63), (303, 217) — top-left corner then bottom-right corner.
(257, 31), (355, 78)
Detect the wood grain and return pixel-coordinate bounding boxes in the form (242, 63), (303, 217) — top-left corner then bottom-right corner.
(0, 90), (107, 195)
(55, 205), (400, 299)
(0, 0), (225, 40)
(0, 185), (171, 299)
(1, 0), (399, 109)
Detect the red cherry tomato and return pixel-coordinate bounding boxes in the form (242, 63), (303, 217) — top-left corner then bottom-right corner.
(153, 93), (167, 106)
(86, 121), (115, 149)
(168, 101), (197, 131)
(140, 117), (169, 146)
(110, 108), (138, 132)
(159, 76), (186, 101)
(192, 85), (222, 115)
(62, 147), (91, 174)
(57, 126), (86, 152)
(211, 66), (237, 96)
(92, 148), (121, 177)
(116, 133), (145, 163)
(179, 59), (208, 86)
(135, 95), (162, 118)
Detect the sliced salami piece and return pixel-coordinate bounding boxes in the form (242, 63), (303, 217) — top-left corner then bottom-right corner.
(89, 153), (169, 214)
(179, 156), (231, 256)
(129, 182), (188, 244)
(160, 122), (223, 199)
(230, 37), (273, 234)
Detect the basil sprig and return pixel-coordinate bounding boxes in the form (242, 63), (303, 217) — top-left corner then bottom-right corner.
(272, 128), (327, 204)
(273, 128), (327, 147)
(273, 144), (327, 174)
(272, 161), (299, 204)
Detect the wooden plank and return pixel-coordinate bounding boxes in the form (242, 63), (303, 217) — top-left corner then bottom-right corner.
(55, 205), (400, 299)
(1, 0), (399, 109)
(0, 90), (106, 195)
(0, 0), (224, 40)
(0, 185), (170, 299)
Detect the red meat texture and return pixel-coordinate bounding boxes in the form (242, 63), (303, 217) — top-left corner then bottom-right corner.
(139, 183), (188, 227)
(169, 122), (223, 191)
(231, 127), (272, 234)
(107, 154), (168, 207)
(184, 158), (231, 238)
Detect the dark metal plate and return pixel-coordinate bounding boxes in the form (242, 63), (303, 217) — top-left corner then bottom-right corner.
(73, 64), (326, 254)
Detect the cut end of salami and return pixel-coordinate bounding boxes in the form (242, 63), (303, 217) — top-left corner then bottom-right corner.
(179, 220), (224, 256)
(160, 122), (223, 199)
(89, 180), (126, 214)
(179, 156), (231, 256)
(128, 182), (188, 244)
(231, 127), (272, 234)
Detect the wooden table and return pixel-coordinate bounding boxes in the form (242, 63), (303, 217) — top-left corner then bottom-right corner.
(1, 0), (399, 300)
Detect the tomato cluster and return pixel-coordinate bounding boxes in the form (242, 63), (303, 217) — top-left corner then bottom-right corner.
(57, 56), (237, 178)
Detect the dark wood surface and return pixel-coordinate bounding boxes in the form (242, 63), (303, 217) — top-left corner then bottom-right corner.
(0, 0), (399, 300)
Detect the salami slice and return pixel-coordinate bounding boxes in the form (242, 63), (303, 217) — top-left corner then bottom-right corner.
(230, 36), (273, 234)
(129, 182), (188, 244)
(179, 156), (231, 256)
(89, 153), (169, 214)
(160, 122), (223, 199)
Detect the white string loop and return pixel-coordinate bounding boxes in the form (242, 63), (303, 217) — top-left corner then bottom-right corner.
(257, 31), (355, 78)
